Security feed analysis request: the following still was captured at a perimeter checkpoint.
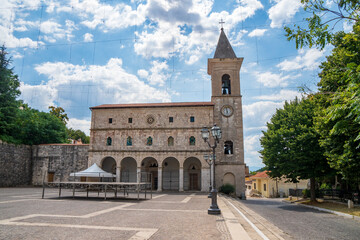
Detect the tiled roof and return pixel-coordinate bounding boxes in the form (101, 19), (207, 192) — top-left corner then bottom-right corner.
(90, 102), (214, 109)
(250, 171), (269, 178)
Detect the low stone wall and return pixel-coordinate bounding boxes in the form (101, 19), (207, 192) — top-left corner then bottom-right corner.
(32, 144), (89, 185)
(0, 141), (32, 187)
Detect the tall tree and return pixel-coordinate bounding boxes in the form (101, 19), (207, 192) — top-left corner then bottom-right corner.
(314, 23), (360, 186)
(49, 106), (69, 125)
(285, 0), (359, 49)
(67, 128), (90, 144)
(0, 46), (21, 142)
(260, 97), (333, 201)
(14, 104), (67, 145)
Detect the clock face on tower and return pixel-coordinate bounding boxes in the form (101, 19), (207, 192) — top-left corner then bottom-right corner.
(221, 105), (234, 117)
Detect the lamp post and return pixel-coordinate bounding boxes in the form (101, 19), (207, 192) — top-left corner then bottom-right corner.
(203, 154), (213, 198)
(201, 124), (221, 215)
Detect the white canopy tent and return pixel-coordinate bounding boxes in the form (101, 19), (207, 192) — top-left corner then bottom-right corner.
(70, 163), (115, 178)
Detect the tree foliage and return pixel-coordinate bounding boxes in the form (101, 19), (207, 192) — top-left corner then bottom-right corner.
(0, 46), (21, 142)
(49, 106), (69, 125)
(12, 104), (68, 145)
(260, 97), (333, 201)
(314, 23), (360, 183)
(285, 0), (359, 49)
(67, 128), (90, 144)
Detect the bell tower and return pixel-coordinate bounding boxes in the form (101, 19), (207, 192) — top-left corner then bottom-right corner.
(208, 28), (245, 197)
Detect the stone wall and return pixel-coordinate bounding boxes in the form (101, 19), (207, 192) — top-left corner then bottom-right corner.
(0, 141), (89, 187)
(0, 141), (32, 187)
(32, 144), (89, 185)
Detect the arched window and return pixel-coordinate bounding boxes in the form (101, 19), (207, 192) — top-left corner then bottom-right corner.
(127, 136), (132, 146)
(168, 136), (174, 146)
(222, 74), (231, 95)
(146, 136), (153, 146)
(189, 136), (195, 145)
(224, 141), (233, 154)
(106, 137), (112, 146)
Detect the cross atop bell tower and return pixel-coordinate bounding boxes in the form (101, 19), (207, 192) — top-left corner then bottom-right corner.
(219, 18), (225, 29)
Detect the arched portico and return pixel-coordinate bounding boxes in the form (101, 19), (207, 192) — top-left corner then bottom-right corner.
(120, 157), (137, 182)
(162, 157), (179, 191)
(184, 157), (202, 191)
(101, 157), (116, 174)
(141, 157), (158, 190)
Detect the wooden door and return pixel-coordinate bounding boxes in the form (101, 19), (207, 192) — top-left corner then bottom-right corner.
(48, 172), (54, 182)
(189, 173), (198, 190)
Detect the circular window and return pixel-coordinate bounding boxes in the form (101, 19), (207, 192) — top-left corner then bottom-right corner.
(147, 116), (155, 124)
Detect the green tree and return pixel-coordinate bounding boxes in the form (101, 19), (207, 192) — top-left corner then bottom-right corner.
(314, 23), (360, 186)
(0, 46), (21, 142)
(66, 128), (90, 144)
(260, 97), (333, 201)
(49, 106), (69, 125)
(285, 0), (359, 49)
(13, 104), (67, 145)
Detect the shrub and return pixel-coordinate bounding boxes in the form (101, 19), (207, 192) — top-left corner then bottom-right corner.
(302, 188), (322, 198)
(220, 183), (235, 195)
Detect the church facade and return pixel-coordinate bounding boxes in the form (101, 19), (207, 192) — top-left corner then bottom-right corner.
(88, 29), (246, 196)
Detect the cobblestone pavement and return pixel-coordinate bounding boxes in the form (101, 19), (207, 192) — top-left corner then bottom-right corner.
(0, 188), (234, 240)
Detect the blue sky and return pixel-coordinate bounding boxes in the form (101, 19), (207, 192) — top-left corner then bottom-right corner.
(1, 0), (348, 171)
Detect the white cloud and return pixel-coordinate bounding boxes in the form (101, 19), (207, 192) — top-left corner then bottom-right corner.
(268, 0), (303, 28)
(83, 33), (93, 42)
(253, 89), (301, 101)
(20, 58), (172, 112)
(19, 83), (57, 110)
(243, 101), (284, 126)
(134, 0), (263, 60)
(62, 0), (146, 30)
(244, 133), (264, 168)
(67, 118), (91, 136)
(147, 60), (170, 86)
(137, 69), (149, 78)
(277, 48), (324, 71)
(243, 100), (286, 168)
(254, 71), (295, 87)
(40, 19), (76, 43)
(248, 28), (267, 37)
(343, 21), (354, 32)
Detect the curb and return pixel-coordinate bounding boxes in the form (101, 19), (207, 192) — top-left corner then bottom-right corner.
(283, 200), (360, 221)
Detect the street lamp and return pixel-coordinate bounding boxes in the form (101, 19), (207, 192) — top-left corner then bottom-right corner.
(203, 154), (212, 198)
(201, 124), (221, 215)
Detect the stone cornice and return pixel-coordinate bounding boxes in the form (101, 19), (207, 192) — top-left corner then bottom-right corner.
(90, 127), (207, 131)
(88, 149), (210, 153)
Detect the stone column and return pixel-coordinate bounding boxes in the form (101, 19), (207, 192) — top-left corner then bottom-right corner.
(116, 167), (121, 182)
(179, 167), (184, 191)
(201, 168), (211, 192)
(157, 167), (162, 191)
(137, 167), (141, 183)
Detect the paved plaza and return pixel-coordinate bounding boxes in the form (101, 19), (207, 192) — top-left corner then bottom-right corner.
(0, 188), (233, 240)
(0, 188), (291, 240)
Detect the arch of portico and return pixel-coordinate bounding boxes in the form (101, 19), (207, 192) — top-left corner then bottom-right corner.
(101, 156), (116, 175)
(120, 157), (137, 182)
(183, 157), (202, 191)
(141, 157), (158, 190)
(162, 157), (180, 191)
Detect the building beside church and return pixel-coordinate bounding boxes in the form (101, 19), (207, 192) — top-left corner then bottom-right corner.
(88, 28), (246, 196)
